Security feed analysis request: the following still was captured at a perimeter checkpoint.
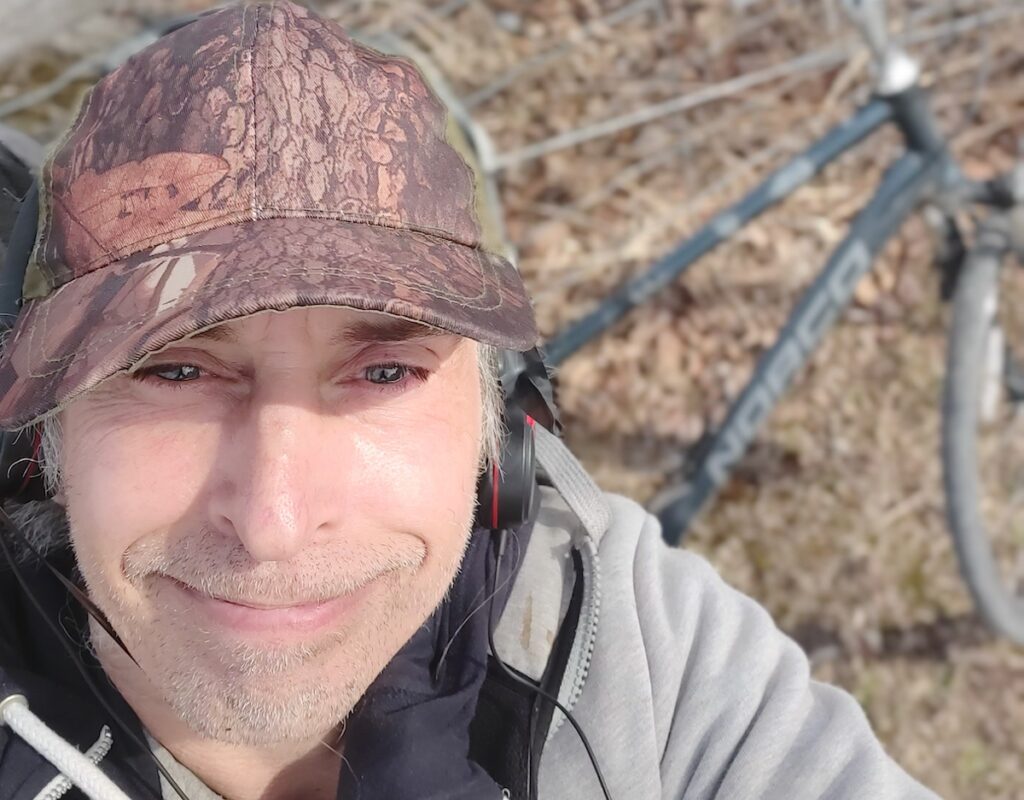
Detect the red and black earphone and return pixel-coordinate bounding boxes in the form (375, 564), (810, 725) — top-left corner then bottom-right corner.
(475, 346), (560, 531)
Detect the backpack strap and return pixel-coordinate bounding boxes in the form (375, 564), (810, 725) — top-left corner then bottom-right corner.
(0, 123), (43, 175)
(0, 124), (40, 277)
(533, 426), (611, 548)
(473, 429), (612, 797)
(493, 428), (611, 679)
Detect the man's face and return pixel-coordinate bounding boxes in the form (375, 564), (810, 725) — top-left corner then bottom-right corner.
(57, 305), (484, 745)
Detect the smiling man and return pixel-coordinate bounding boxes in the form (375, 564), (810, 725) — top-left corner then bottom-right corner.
(0, 3), (942, 800)
(49, 306), (494, 800)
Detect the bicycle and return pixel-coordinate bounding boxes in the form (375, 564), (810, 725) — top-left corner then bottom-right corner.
(536, 0), (1024, 644)
(2, 0), (1024, 645)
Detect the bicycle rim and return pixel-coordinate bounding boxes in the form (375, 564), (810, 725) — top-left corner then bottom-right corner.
(943, 234), (1024, 642)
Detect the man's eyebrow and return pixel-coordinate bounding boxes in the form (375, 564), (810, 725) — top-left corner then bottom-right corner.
(333, 318), (445, 345)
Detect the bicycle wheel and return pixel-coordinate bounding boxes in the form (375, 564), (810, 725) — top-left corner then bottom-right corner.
(943, 218), (1024, 643)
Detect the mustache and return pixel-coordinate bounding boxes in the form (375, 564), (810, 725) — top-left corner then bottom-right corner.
(122, 531), (426, 605)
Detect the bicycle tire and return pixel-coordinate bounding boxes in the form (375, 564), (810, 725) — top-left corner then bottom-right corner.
(942, 224), (1024, 643)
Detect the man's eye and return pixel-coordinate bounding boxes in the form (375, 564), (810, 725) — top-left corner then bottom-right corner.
(362, 362), (425, 387)
(365, 363), (410, 385)
(138, 364), (203, 383)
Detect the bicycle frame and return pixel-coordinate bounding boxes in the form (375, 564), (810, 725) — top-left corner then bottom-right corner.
(544, 99), (894, 366)
(544, 88), (955, 545)
(656, 151), (944, 541)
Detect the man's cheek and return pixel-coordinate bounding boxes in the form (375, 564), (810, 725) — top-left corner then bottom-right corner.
(350, 423), (475, 499)
(64, 479), (164, 618)
(67, 524), (132, 621)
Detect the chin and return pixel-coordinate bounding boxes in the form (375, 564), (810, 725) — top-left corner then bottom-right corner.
(147, 624), (376, 745)
(171, 669), (363, 745)
(142, 582), (429, 745)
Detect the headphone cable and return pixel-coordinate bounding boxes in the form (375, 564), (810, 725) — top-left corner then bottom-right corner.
(486, 529), (613, 800)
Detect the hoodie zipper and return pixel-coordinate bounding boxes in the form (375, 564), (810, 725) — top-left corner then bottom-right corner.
(31, 725), (114, 800)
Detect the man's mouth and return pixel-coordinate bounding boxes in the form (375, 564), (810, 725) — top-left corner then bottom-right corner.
(161, 576), (372, 635)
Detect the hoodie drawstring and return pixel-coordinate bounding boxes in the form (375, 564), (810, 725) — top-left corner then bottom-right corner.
(1, 693), (131, 800)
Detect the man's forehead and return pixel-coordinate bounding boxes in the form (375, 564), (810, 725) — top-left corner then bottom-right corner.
(184, 310), (453, 347)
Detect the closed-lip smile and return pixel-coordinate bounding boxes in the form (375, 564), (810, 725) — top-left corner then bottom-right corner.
(162, 575), (371, 634)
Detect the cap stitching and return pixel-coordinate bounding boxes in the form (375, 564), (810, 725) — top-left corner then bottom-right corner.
(39, 2), (482, 289)
(33, 3), (487, 296)
(25, 275), (508, 379)
(48, 210), (485, 289)
(250, 2), (260, 222)
(23, 248), (512, 376)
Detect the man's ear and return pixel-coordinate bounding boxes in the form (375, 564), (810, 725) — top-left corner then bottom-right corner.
(51, 489), (67, 507)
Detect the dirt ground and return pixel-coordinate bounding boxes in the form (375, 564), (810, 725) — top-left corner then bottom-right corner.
(2, 1), (1023, 797)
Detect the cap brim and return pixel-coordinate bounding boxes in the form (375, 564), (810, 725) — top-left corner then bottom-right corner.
(0, 217), (537, 428)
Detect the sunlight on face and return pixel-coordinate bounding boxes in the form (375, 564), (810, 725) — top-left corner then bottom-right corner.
(58, 306), (484, 745)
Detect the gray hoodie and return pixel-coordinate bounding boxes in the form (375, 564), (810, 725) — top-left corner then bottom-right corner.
(486, 427), (942, 800)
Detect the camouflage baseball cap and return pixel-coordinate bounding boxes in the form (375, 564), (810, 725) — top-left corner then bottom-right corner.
(0, 0), (537, 429)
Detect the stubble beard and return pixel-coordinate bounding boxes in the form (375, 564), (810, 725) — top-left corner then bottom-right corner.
(147, 574), (413, 745)
(83, 530), (468, 747)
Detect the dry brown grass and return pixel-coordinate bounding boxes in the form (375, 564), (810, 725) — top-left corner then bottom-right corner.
(2, 1), (1024, 797)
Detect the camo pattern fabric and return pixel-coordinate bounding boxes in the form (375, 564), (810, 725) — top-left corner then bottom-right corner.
(0, 0), (536, 428)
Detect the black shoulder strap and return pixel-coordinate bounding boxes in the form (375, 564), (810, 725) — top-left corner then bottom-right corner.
(0, 134), (36, 270)
(0, 181), (36, 331)
(469, 546), (584, 799)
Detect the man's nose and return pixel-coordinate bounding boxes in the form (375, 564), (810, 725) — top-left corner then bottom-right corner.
(213, 399), (334, 563)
